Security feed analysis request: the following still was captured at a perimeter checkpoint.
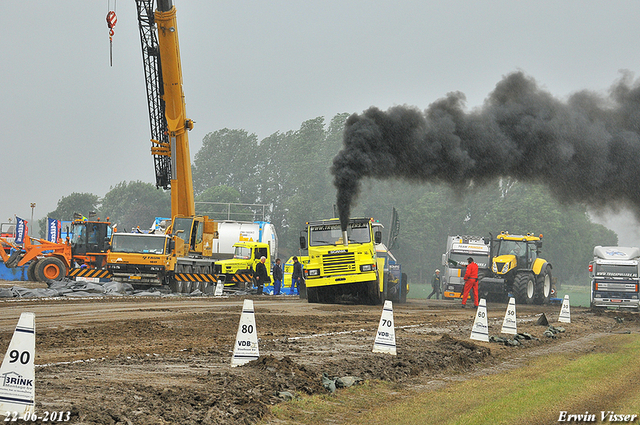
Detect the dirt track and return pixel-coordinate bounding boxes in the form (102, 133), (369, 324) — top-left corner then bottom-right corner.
(0, 290), (635, 425)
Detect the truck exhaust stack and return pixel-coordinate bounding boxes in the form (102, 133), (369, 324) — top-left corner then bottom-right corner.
(343, 231), (348, 246)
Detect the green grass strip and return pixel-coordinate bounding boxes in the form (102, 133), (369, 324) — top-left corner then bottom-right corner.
(265, 334), (640, 425)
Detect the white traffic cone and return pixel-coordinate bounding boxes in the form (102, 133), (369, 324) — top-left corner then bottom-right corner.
(231, 299), (259, 366)
(214, 280), (224, 297)
(470, 298), (489, 342)
(0, 312), (36, 417)
(372, 300), (397, 355)
(558, 295), (571, 323)
(501, 297), (517, 335)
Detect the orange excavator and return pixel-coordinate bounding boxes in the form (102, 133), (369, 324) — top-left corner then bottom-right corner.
(0, 216), (113, 283)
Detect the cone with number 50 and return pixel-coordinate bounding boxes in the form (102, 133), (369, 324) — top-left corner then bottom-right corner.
(470, 298), (489, 342)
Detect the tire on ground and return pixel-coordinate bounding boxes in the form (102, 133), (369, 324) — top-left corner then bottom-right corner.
(368, 280), (382, 305)
(307, 287), (318, 303)
(35, 257), (66, 282)
(400, 273), (408, 303)
(535, 266), (553, 305)
(513, 272), (535, 305)
(27, 260), (39, 282)
(169, 279), (183, 293)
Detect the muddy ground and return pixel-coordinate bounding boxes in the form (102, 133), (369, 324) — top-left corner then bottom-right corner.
(0, 283), (635, 425)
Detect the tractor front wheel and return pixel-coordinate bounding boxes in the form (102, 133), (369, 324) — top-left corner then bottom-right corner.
(514, 272), (535, 305)
(35, 257), (66, 283)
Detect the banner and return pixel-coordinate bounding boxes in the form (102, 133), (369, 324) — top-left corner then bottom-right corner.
(14, 217), (27, 245)
(47, 218), (61, 243)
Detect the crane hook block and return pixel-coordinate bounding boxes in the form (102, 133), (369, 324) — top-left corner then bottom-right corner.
(106, 11), (117, 30)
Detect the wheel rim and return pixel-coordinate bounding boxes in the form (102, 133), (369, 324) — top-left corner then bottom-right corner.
(544, 274), (551, 297)
(43, 263), (61, 280)
(527, 278), (535, 299)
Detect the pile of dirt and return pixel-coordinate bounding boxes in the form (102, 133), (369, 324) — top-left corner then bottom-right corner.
(60, 334), (496, 424)
(320, 334), (492, 382)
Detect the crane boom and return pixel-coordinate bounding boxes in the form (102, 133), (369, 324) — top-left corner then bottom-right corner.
(136, 0), (171, 190)
(136, 0), (195, 218)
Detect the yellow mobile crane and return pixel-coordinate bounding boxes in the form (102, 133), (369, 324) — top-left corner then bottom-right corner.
(106, 0), (220, 293)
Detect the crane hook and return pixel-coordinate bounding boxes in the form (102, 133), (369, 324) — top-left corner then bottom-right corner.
(106, 10), (117, 66)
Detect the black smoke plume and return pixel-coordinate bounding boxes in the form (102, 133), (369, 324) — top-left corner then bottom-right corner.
(332, 71), (640, 231)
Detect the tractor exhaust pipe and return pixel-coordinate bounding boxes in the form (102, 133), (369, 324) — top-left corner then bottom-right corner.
(343, 231), (348, 246)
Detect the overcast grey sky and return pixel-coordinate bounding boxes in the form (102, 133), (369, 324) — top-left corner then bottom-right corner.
(2, 1), (640, 243)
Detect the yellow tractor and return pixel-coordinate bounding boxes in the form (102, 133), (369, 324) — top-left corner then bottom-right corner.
(479, 232), (554, 304)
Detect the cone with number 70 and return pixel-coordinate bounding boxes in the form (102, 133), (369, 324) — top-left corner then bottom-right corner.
(373, 300), (396, 355)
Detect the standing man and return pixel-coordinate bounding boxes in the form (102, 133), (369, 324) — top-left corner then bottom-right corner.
(427, 269), (442, 299)
(255, 256), (269, 295)
(461, 257), (479, 308)
(291, 256), (303, 295)
(272, 258), (283, 295)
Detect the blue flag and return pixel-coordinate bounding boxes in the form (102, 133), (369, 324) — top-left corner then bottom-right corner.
(14, 217), (27, 244)
(47, 218), (60, 243)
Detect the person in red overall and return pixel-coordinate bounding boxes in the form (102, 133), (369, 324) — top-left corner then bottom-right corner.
(461, 257), (479, 308)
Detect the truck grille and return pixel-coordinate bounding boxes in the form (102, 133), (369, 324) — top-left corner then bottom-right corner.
(323, 252), (356, 274)
(595, 282), (638, 292)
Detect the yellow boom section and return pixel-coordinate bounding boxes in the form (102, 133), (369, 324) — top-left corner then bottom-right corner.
(155, 5), (195, 218)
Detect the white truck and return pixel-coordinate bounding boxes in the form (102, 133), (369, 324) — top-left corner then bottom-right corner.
(212, 221), (278, 260)
(590, 246), (640, 310)
(442, 236), (490, 299)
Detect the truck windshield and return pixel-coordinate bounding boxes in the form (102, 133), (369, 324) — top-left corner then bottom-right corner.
(233, 246), (252, 259)
(309, 223), (370, 246)
(111, 234), (167, 254)
(0, 223), (15, 236)
(595, 264), (638, 278)
(449, 253), (489, 268)
(172, 217), (194, 246)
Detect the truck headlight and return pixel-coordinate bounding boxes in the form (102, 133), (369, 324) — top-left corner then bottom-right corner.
(492, 262), (497, 273)
(502, 263), (510, 274)
(360, 264), (374, 272)
(307, 269), (320, 276)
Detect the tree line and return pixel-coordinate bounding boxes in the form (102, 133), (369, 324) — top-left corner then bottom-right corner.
(40, 113), (617, 285)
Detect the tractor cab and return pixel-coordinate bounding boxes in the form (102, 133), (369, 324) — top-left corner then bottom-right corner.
(67, 216), (113, 268)
(491, 233), (541, 275)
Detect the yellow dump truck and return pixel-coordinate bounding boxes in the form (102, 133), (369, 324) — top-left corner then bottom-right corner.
(300, 217), (385, 304)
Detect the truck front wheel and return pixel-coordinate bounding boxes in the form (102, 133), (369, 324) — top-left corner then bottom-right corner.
(368, 281), (382, 305)
(307, 287), (318, 303)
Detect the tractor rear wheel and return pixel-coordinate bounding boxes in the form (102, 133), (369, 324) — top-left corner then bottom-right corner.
(513, 272), (535, 305)
(35, 257), (66, 282)
(536, 268), (553, 304)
